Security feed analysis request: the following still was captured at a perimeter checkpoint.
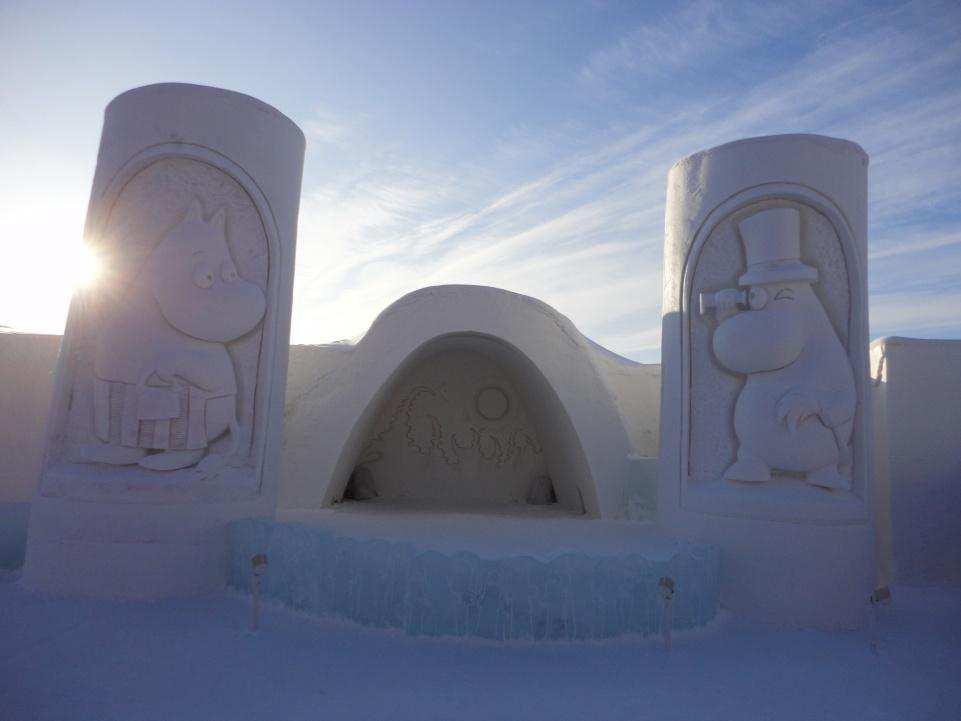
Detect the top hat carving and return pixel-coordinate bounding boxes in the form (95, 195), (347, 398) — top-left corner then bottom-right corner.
(736, 207), (818, 287)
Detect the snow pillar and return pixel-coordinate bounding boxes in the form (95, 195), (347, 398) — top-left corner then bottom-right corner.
(23, 84), (305, 598)
(659, 134), (876, 628)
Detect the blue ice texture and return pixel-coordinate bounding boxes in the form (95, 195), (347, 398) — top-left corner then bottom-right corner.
(228, 518), (721, 641)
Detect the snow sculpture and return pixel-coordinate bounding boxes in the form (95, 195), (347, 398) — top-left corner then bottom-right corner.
(23, 84), (304, 599)
(280, 285), (639, 518)
(81, 198), (266, 472)
(659, 134), (876, 628)
(701, 207), (856, 490)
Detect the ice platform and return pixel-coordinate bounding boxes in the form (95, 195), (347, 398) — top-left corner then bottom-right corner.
(227, 501), (721, 641)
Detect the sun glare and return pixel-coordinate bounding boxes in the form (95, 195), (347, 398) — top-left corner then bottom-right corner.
(0, 194), (97, 334)
(70, 243), (102, 289)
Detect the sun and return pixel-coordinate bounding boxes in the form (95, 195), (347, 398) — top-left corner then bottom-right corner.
(45, 238), (103, 296)
(69, 242), (102, 289)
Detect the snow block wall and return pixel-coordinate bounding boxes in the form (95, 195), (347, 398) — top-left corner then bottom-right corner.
(0, 332), (60, 567)
(0, 333), (60, 503)
(872, 337), (961, 585)
(8, 295), (961, 599)
(0, 319), (662, 564)
(227, 517), (720, 641)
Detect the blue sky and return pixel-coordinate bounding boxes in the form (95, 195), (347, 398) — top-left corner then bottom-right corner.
(1, 0), (959, 362)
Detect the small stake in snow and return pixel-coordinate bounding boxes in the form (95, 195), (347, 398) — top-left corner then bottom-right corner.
(868, 586), (892, 655)
(250, 553), (268, 632)
(659, 576), (675, 652)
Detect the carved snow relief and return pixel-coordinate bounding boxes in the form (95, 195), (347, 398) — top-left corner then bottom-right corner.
(690, 200), (855, 492)
(47, 157), (271, 496)
(356, 349), (546, 505)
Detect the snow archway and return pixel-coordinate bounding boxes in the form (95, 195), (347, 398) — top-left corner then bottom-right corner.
(280, 286), (637, 518)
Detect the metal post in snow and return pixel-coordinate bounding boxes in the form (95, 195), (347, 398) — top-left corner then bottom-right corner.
(869, 586), (892, 655)
(250, 553), (268, 632)
(659, 576), (675, 653)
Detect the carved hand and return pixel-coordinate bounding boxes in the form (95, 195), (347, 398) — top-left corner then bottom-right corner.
(776, 389), (822, 432)
(141, 351), (179, 388)
(715, 288), (743, 317)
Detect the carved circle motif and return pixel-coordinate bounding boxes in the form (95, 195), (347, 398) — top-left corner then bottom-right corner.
(474, 386), (510, 421)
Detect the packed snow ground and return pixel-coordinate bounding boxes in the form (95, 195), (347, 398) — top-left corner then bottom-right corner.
(1, 572), (958, 721)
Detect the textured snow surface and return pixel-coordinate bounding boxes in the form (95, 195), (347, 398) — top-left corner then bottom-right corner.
(2, 573), (959, 721)
(227, 507), (720, 640)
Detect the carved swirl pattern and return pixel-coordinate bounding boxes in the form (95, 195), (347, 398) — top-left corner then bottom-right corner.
(360, 384), (542, 470)
(356, 349), (547, 503)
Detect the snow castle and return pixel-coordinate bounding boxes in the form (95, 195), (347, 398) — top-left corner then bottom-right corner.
(3, 84), (958, 639)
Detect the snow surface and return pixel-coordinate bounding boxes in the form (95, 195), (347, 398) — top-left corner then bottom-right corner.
(2, 571), (959, 721)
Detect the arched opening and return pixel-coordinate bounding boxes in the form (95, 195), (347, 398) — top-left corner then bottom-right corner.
(327, 333), (595, 516)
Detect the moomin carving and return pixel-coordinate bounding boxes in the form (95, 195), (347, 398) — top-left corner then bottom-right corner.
(80, 198), (267, 472)
(700, 207), (856, 490)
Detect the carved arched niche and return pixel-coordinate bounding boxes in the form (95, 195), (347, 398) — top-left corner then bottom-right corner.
(43, 151), (282, 501)
(335, 333), (590, 515)
(680, 189), (869, 522)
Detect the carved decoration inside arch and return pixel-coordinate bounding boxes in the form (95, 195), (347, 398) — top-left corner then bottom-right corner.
(355, 349), (546, 505)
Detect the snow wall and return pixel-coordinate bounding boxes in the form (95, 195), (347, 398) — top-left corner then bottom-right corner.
(871, 337), (961, 586)
(0, 287), (661, 563)
(0, 332), (60, 567)
(4, 300), (957, 585)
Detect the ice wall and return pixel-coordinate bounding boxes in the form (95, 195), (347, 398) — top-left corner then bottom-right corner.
(228, 517), (720, 641)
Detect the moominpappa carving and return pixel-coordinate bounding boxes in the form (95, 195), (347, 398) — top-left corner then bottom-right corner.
(699, 207), (856, 491)
(80, 198), (267, 472)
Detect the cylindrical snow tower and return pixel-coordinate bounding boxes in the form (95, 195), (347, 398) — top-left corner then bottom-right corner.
(658, 134), (875, 628)
(23, 84), (305, 598)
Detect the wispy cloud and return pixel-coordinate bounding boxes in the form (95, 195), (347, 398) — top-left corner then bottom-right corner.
(578, 0), (844, 94)
(2, 1), (956, 362)
(869, 230), (961, 261)
(870, 288), (961, 337)
(302, 108), (350, 145)
(287, 0), (961, 361)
